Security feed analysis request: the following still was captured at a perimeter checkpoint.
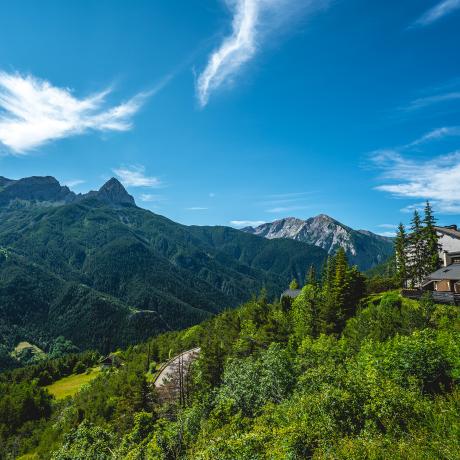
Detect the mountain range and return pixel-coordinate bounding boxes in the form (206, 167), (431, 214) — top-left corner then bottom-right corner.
(0, 176), (393, 358)
(0, 176), (327, 355)
(242, 215), (394, 271)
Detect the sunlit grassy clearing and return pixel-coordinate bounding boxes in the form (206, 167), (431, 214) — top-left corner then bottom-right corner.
(45, 367), (101, 399)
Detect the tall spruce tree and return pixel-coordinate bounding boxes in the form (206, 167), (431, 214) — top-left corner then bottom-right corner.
(319, 248), (365, 334)
(422, 201), (441, 276)
(305, 264), (317, 287)
(409, 210), (424, 287)
(395, 223), (408, 287)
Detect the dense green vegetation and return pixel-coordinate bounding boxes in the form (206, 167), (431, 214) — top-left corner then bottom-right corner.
(1, 250), (458, 459)
(0, 197), (327, 360)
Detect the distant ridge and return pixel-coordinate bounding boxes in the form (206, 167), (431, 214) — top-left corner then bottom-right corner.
(0, 176), (135, 207)
(242, 215), (394, 271)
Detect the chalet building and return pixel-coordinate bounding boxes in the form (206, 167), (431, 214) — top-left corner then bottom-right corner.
(422, 251), (460, 294)
(403, 224), (460, 304)
(405, 224), (460, 289)
(99, 353), (123, 369)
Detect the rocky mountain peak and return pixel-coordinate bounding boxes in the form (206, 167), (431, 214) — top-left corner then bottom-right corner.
(0, 175), (136, 208)
(241, 214), (394, 271)
(95, 178), (135, 206)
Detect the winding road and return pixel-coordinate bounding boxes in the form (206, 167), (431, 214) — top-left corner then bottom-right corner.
(153, 347), (201, 388)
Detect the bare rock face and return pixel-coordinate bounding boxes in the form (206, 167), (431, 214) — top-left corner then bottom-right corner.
(243, 214), (394, 271)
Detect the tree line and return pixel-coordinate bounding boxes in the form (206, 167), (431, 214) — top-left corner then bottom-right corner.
(288, 248), (366, 336)
(394, 201), (441, 288)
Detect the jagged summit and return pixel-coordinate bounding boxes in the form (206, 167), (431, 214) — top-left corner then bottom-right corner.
(242, 214), (394, 271)
(95, 177), (135, 205)
(0, 175), (136, 207)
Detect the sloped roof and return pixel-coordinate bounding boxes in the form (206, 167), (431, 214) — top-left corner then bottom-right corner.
(435, 226), (460, 239)
(426, 264), (460, 281)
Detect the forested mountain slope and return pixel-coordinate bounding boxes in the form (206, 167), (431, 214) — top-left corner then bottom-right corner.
(0, 176), (327, 356)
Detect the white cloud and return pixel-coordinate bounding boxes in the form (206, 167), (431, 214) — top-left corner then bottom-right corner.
(186, 206), (209, 211)
(139, 193), (163, 202)
(403, 91), (460, 111)
(230, 220), (266, 227)
(374, 150), (460, 214)
(62, 179), (85, 188)
(378, 224), (398, 229)
(378, 231), (397, 237)
(266, 205), (310, 213)
(413, 0), (460, 27)
(0, 71), (149, 153)
(196, 0), (329, 106)
(113, 165), (162, 188)
(407, 126), (460, 147)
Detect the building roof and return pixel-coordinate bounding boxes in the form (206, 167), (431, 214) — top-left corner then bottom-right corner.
(425, 263), (460, 281)
(435, 225), (460, 239)
(281, 289), (302, 299)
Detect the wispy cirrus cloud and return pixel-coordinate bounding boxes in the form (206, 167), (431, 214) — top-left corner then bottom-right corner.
(266, 205), (310, 213)
(230, 220), (266, 227)
(378, 231), (397, 237)
(376, 224), (397, 237)
(412, 0), (460, 27)
(407, 126), (460, 147)
(62, 179), (85, 188)
(260, 191), (313, 213)
(0, 71), (152, 154)
(373, 149), (460, 214)
(196, 0), (330, 106)
(113, 165), (162, 188)
(402, 91), (460, 111)
(186, 206), (209, 211)
(139, 193), (164, 203)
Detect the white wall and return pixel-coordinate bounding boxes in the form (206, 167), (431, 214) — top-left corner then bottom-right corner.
(437, 232), (460, 254)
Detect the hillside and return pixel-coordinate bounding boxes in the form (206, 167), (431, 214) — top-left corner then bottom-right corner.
(1, 277), (458, 458)
(242, 215), (394, 270)
(0, 176), (327, 357)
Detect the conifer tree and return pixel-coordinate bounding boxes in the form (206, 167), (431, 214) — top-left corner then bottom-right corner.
(394, 223), (408, 287)
(289, 278), (299, 290)
(305, 264), (317, 287)
(333, 248), (349, 308)
(422, 201), (440, 275)
(409, 210), (424, 287)
(323, 255), (336, 291)
(319, 249), (365, 334)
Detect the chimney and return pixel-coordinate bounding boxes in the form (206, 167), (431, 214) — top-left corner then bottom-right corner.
(443, 251), (451, 267)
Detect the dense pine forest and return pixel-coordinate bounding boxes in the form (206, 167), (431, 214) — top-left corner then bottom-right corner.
(0, 179), (328, 364)
(1, 249), (458, 459)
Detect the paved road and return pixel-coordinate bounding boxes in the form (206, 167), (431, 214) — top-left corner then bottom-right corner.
(154, 347), (201, 388)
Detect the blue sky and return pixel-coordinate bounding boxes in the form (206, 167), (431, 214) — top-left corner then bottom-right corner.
(0, 0), (460, 235)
